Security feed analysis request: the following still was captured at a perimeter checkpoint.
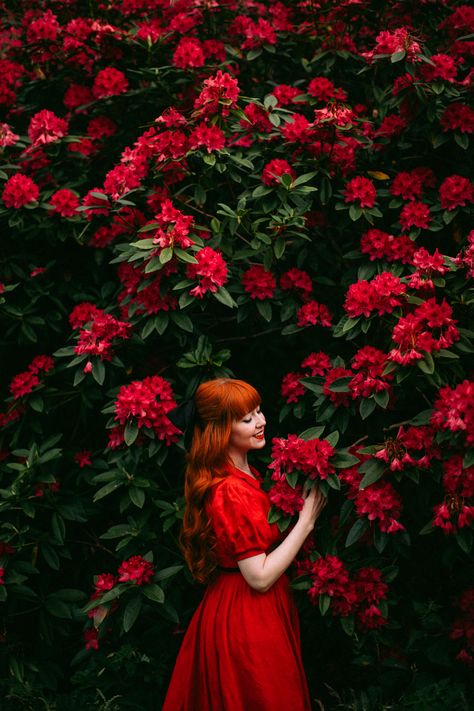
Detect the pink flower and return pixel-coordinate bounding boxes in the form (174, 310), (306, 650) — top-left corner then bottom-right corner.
(49, 189), (79, 217)
(242, 265), (276, 300)
(28, 109), (68, 146)
(344, 177), (377, 208)
(117, 555), (154, 585)
(439, 175), (474, 211)
(0, 123), (19, 147)
(93, 67), (129, 99)
(261, 159), (295, 187)
(186, 247), (229, 298)
(2, 174), (40, 208)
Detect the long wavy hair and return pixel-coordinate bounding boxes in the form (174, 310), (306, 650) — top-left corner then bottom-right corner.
(180, 378), (261, 583)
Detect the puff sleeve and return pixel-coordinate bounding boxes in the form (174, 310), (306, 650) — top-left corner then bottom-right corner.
(208, 478), (274, 563)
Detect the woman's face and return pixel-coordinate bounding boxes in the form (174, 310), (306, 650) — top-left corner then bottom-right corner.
(228, 406), (266, 455)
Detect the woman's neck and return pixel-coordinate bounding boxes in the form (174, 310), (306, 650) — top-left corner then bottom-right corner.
(228, 452), (252, 475)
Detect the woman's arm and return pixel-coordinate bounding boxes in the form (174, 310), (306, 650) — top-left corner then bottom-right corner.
(237, 486), (326, 593)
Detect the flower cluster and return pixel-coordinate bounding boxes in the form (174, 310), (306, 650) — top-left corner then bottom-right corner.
(432, 380), (474, 445)
(344, 273), (406, 318)
(268, 479), (304, 516)
(296, 300), (332, 328)
(111, 375), (179, 447)
(340, 466), (405, 534)
(185, 247), (229, 298)
(360, 229), (415, 264)
(269, 434), (335, 482)
(389, 298), (459, 365)
(306, 555), (388, 630)
(450, 589), (474, 668)
(432, 455), (474, 535)
(9, 355), (54, 399)
(241, 265), (276, 300)
(73, 310), (131, 362)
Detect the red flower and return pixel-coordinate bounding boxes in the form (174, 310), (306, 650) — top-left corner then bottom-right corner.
(271, 84), (302, 106)
(94, 573), (117, 593)
(344, 273), (406, 318)
(301, 352), (331, 376)
(87, 116), (117, 140)
(421, 53), (457, 82)
(0, 123), (19, 147)
(186, 247), (229, 298)
(189, 123), (225, 153)
(64, 84), (94, 111)
(0, 566), (5, 585)
(2, 174), (40, 208)
(390, 171), (424, 201)
(151, 199), (194, 250)
(439, 175), (474, 211)
(74, 450), (92, 468)
(268, 479), (304, 515)
(307, 77), (346, 101)
(242, 265), (276, 300)
(69, 302), (103, 329)
(29, 355), (54, 374)
(350, 346), (392, 399)
(28, 109), (68, 146)
(431, 380), (474, 445)
(296, 300), (332, 328)
(113, 375), (179, 445)
(49, 189), (79, 217)
(27, 9), (60, 43)
(84, 628), (99, 651)
(324, 366), (353, 407)
(280, 268), (312, 298)
(117, 555), (154, 585)
(74, 312), (131, 361)
(172, 37), (205, 69)
(360, 229), (415, 263)
(344, 177), (377, 208)
(270, 434), (335, 481)
(194, 70), (240, 117)
(399, 201), (431, 230)
(354, 480), (405, 533)
(261, 159), (295, 187)
(357, 604), (387, 630)
(281, 372), (305, 404)
(10, 354), (54, 399)
(369, 28), (421, 61)
(280, 114), (313, 143)
(441, 103), (474, 134)
(93, 67), (129, 99)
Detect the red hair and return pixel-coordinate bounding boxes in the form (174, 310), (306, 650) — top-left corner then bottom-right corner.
(180, 378), (261, 583)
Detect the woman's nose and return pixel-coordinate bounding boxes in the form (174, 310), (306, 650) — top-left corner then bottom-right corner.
(257, 411), (266, 425)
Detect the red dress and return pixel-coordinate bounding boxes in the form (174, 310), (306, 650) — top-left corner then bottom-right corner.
(162, 463), (311, 711)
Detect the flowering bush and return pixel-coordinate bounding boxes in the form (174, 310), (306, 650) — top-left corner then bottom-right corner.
(0, 0), (473, 708)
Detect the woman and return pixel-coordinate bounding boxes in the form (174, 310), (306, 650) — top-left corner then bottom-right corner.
(163, 378), (326, 711)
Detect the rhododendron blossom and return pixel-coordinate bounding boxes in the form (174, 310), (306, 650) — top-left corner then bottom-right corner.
(343, 177), (377, 208)
(431, 380), (474, 444)
(117, 556), (154, 585)
(439, 175), (474, 211)
(113, 375), (179, 445)
(194, 71), (240, 117)
(268, 479), (304, 515)
(2, 174), (40, 208)
(49, 188), (79, 217)
(28, 109), (68, 146)
(281, 372), (305, 404)
(344, 273), (406, 318)
(261, 159), (295, 187)
(93, 67), (129, 99)
(360, 229), (415, 263)
(186, 247), (228, 298)
(270, 434), (335, 481)
(10, 355), (54, 399)
(296, 301), (332, 328)
(74, 312), (131, 360)
(241, 265), (276, 300)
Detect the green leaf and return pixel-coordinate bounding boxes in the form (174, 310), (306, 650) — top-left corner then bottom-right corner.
(328, 376), (352, 393)
(331, 451), (360, 469)
(325, 431), (340, 447)
(122, 595), (142, 633)
(359, 460), (385, 489)
(256, 300), (272, 322)
(319, 593), (331, 616)
(124, 421), (139, 447)
(286, 471), (299, 488)
(417, 352), (435, 374)
(359, 398), (376, 420)
(170, 312), (193, 333)
(213, 287), (237, 308)
(92, 359), (105, 386)
(299, 426), (325, 440)
(374, 390), (390, 409)
(340, 615), (355, 636)
(93, 480), (123, 502)
(345, 518), (369, 547)
(174, 248), (198, 264)
(142, 584), (165, 604)
(326, 472), (341, 490)
(463, 451), (474, 469)
(51, 513), (65, 545)
(267, 506), (281, 524)
(391, 49), (406, 62)
(129, 486), (145, 508)
(159, 247), (173, 264)
(155, 565), (184, 582)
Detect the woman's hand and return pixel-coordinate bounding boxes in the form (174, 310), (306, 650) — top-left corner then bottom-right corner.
(298, 485), (327, 532)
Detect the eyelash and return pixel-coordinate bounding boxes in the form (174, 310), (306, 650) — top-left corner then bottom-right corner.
(243, 408), (261, 423)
